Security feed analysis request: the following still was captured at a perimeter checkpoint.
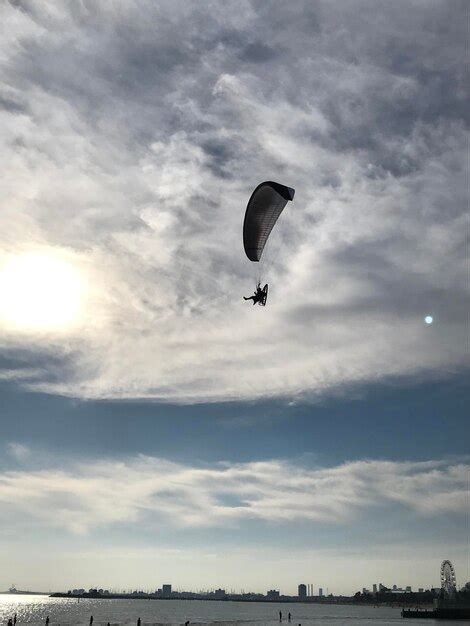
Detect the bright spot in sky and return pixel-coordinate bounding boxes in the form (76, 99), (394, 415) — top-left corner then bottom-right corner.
(0, 251), (85, 332)
(425, 316), (433, 324)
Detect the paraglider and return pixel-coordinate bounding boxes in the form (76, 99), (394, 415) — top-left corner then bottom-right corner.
(243, 181), (295, 306)
(243, 282), (268, 306)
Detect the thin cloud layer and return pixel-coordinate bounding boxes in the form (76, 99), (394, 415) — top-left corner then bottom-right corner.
(0, 452), (467, 535)
(0, 0), (468, 400)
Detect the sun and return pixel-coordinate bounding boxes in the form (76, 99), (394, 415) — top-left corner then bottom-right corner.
(0, 251), (86, 332)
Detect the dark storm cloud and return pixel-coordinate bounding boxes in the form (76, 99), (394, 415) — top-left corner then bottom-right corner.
(0, 0), (467, 400)
(238, 41), (281, 63)
(200, 137), (238, 178)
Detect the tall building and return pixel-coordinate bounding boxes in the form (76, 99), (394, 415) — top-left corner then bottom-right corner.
(267, 590), (280, 600)
(162, 584), (172, 597)
(373, 584), (377, 594)
(319, 588), (323, 597)
(298, 584), (307, 599)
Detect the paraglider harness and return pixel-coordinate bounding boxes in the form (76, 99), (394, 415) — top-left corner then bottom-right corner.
(244, 282), (268, 306)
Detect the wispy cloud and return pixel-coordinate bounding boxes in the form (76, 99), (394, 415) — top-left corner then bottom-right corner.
(0, 1), (468, 401)
(6, 442), (31, 462)
(0, 454), (467, 534)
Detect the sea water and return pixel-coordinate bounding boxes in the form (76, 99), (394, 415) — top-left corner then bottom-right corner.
(0, 594), (454, 626)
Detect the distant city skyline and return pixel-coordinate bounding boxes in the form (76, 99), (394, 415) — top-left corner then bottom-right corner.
(2, 538), (467, 596)
(8, 568), (464, 597)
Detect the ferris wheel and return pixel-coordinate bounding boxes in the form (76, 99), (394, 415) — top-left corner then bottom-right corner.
(440, 560), (457, 594)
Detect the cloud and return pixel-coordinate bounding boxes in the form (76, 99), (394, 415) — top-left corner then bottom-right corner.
(0, 454), (467, 535)
(0, 0), (468, 401)
(6, 442), (31, 462)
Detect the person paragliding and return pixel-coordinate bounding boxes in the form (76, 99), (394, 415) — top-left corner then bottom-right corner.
(243, 282), (268, 306)
(242, 181), (295, 306)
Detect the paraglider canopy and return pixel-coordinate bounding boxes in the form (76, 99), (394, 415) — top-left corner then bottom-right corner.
(243, 181), (295, 262)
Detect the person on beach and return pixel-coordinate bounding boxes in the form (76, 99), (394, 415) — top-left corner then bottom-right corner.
(137, 619), (141, 626)
(14, 614), (17, 625)
(89, 616), (93, 626)
(288, 613), (291, 622)
(8, 618), (13, 626)
(279, 611), (282, 621)
(45, 617), (49, 626)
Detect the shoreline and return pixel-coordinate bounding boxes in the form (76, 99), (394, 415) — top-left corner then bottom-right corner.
(48, 594), (433, 608)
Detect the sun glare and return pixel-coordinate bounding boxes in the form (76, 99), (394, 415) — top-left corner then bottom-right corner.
(0, 251), (85, 332)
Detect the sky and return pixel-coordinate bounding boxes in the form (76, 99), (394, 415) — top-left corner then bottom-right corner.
(0, 0), (468, 596)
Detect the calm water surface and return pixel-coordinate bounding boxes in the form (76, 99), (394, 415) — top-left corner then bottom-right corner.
(0, 594), (453, 626)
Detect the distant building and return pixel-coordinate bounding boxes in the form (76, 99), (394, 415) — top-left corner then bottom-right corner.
(214, 589), (226, 599)
(406, 586), (411, 592)
(319, 588), (323, 597)
(298, 584), (307, 599)
(373, 584), (377, 594)
(418, 588), (424, 593)
(379, 584), (387, 592)
(267, 590), (280, 600)
(162, 584), (172, 597)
